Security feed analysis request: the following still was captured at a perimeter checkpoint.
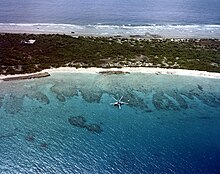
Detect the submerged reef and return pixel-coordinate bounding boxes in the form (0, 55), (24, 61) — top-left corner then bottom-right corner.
(23, 130), (49, 149)
(99, 71), (130, 75)
(0, 96), (3, 109)
(79, 89), (103, 103)
(25, 132), (35, 142)
(51, 83), (78, 98)
(3, 94), (24, 114)
(152, 91), (179, 111)
(25, 91), (50, 104)
(198, 85), (203, 91)
(85, 124), (103, 134)
(40, 142), (49, 149)
(56, 94), (66, 102)
(68, 116), (86, 128)
(0, 83), (50, 114)
(0, 73), (220, 117)
(68, 115), (103, 134)
(166, 90), (188, 109)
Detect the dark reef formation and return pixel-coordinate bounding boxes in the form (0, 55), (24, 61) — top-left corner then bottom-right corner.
(79, 89), (103, 103)
(48, 75), (220, 112)
(152, 91), (179, 111)
(68, 116), (86, 128)
(1, 74), (220, 118)
(3, 94), (24, 114)
(99, 71), (130, 75)
(166, 90), (188, 109)
(51, 83), (78, 98)
(40, 142), (49, 149)
(68, 115), (103, 134)
(56, 94), (66, 102)
(26, 91), (50, 104)
(25, 133), (35, 142)
(0, 85), (50, 114)
(85, 124), (103, 134)
(0, 96), (3, 109)
(198, 85), (203, 91)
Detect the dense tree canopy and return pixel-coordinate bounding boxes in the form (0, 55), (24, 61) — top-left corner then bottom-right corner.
(0, 33), (219, 75)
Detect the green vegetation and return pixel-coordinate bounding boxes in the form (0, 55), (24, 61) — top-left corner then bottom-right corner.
(0, 33), (219, 75)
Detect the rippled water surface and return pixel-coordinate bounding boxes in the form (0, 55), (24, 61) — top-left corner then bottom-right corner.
(1, 0), (220, 37)
(0, 0), (220, 25)
(0, 73), (220, 173)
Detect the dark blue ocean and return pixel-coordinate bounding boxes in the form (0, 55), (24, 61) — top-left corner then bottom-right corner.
(0, 0), (220, 37)
(0, 73), (220, 173)
(0, 0), (220, 25)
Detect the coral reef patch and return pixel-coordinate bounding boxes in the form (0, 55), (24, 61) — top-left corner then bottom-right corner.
(50, 83), (78, 98)
(68, 115), (103, 134)
(68, 116), (86, 128)
(166, 90), (188, 109)
(25, 133), (35, 142)
(85, 124), (103, 134)
(198, 85), (203, 91)
(0, 96), (4, 109)
(99, 71), (130, 75)
(3, 94), (24, 114)
(79, 89), (103, 103)
(152, 91), (179, 110)
(40, 142), (49, 149)
(56, 94), (66, 102)
(26, 91), (50, 104)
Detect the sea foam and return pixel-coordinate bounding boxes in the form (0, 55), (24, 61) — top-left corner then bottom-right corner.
(1, 23), (220, 38)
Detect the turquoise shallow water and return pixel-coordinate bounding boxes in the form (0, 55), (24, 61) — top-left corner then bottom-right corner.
(0, 73), (220, 174)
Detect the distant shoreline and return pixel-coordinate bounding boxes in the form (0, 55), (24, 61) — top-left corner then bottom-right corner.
(1, 23), (220, 39)
(1, 67), (220, 81)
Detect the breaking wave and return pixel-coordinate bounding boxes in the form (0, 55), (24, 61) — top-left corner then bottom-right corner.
(0, 23), (220, 38)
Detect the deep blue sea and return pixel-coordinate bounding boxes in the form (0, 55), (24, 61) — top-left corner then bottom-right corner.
(0, 0), (220, 25)
(0, 73), (220, 173)
(0, 0), (220, 37)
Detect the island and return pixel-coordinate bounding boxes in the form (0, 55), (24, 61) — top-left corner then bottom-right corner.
(0, 33), (219, 77)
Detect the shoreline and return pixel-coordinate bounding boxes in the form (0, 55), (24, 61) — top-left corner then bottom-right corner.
(44, 67), (220, 79)
(1, 67), (220, 81)
(1, 33), (219, 80)
(1, 23), (220, 39)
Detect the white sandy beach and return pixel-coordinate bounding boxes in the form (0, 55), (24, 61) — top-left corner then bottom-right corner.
(1, 67), (220, 81)
(44, 67), (220, 79)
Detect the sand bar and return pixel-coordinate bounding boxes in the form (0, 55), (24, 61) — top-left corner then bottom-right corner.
(1, 67), (220, 81)
(0, 72), (50, 81)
